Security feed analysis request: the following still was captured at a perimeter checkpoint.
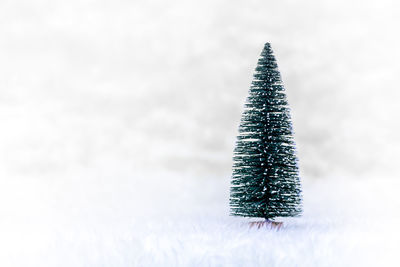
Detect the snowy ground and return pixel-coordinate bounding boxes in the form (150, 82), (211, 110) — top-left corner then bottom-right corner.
(1, 170), (399, 267)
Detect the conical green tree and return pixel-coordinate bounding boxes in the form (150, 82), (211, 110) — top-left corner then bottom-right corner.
(230, 43), (302, 220)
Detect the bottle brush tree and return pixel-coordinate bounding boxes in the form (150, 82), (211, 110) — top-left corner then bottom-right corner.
(230, 43), (302, 225)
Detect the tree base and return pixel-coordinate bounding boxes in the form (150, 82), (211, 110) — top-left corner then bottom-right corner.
(249, 219), (283, 230)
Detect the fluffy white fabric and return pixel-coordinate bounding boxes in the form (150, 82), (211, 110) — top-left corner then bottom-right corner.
(1, 173), (398, 267)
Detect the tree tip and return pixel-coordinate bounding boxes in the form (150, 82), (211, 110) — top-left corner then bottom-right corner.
(262, 43), (273, 55)
(264, 42), (271, 48)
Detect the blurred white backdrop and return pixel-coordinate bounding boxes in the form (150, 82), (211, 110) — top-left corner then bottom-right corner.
(1, 0), (399, 179)
(1, 0), (400, 266)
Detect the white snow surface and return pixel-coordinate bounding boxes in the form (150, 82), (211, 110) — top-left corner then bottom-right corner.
(1, 170), (399, 267)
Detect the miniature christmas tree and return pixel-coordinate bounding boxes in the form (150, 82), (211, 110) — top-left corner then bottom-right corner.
(230, 43), (302, 224)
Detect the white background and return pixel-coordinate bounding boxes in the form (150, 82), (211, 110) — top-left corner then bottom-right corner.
(1, 0), (399, 266)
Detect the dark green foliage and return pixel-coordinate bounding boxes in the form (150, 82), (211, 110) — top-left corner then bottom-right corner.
(230, 43), (302, 219)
